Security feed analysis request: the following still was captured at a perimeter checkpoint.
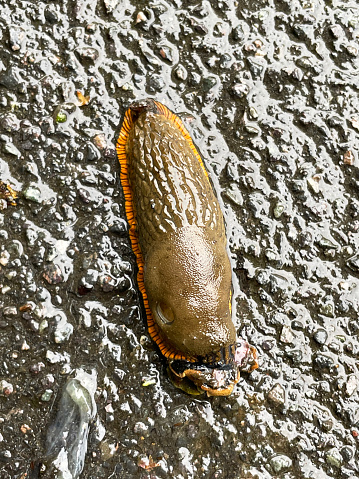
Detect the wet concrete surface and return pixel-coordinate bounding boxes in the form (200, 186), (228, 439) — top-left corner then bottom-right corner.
(0, 0), (359, 477)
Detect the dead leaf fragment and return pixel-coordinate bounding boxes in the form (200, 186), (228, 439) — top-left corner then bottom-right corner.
(76, 90), (90, 106)
(138, 454), (161, 470)
(0, 181), (18, 206)
(343, 150), (355, 165)
(19, 303), (33, 312)
(20, 424), (32, 434)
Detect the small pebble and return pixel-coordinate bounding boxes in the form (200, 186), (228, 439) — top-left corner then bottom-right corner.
(267, 384), (285, 405)
(203, 76), (218, 91)
(104, 0), (118, 13)
(273, 202), (284, 218)
(0, 115), (13, 134)
(292, 67), (303, 81)
(134, 422), (148, 434)
(0, 66), (23, 90)
(55, 111), (67, 123)
(326, 447), (342, 468)
(262, 340), (274, 351)
(41, 389), (54, 402)
(46, 350), (66, 364)
(39, 320), (49, 333)
(270, 454), (292, 473)
(76, 47), (99, 63)
(0, 251), (10, 266)
(43, 263), (64, 284)
(280, 325), (295, 344)
(174, 65), (187, 81)
(346, 45), (358, 57)
(347, 253), (359, 271)
(223, 184), (243, 206)
(341, 446), (354, 462)
(0, 380), (13, 396)
(21, 340), (30, 351)
(159, 46), (174, 63)
(313, 353), (335, 370)
(99, 275), (116, 292)
(44, 5), (58, 24)
(8, 25), (26, 51)
(191, 21), (208, 35)
(313, 329), (328, 345)
(0, 450), (11, 461)
(85, 143), (101, 161)
(346, 375), (357, 397)
(54, 321), (73, 343)
(136, 11), (147, 24)
(23, 186), (41, 203)
(148, 74), (165, 93)
(329, 24), (343, 39)
(93, 134), (107, 150)
(41, 375), (55, 388)
(231, 83), (249, 97)
(3, 142), (21, 157)
(307, 176), (320, 194)
(232, 24), (245, 41)
(317, 236), (336, 249)
(244, 124), (259, 134)
(29, 362), (45, 374)
(319, 302), (334, 317)
(121, 82), (133, 91)
(100, 441), (118, 460)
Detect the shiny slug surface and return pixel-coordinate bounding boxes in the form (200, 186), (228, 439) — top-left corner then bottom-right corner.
(116, 99), (257, 396)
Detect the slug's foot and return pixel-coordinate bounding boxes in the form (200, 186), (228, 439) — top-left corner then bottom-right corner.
(167, 367), (205, 396)
(168, 339), (258, 397)
(168, 361), (240, 397)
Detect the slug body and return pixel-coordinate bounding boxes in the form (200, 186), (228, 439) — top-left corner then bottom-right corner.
(117, 99), (257, 396)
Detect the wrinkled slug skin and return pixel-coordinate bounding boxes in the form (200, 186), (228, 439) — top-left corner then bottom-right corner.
(124, 107), (236, 358)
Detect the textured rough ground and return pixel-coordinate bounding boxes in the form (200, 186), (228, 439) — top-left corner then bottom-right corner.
(0, 0), (359, 478)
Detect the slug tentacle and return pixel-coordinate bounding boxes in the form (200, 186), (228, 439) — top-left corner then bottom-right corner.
(117, 99), (258, 395)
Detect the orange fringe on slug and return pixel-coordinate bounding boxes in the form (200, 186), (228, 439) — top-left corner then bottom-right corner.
(116, 100), (209, 362)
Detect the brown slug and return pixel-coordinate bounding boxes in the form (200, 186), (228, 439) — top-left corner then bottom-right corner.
(116, 99), (258, 396)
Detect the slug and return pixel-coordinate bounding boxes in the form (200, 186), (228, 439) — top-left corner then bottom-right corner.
(116, 99), (258, 396)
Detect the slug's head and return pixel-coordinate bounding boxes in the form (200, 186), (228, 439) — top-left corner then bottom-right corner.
(168, 340), (258, 396)
(143, 226), (259, 395)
